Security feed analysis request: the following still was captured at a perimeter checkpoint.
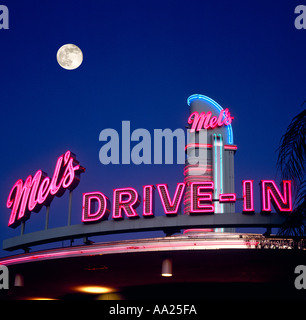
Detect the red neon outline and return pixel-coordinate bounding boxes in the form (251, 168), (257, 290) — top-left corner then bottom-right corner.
(190, 182), (214, 214)
(6, 151), (85, 228)
(183, 229), (214, 234)
(185, 143), (213, 150)
(82, 192), (110, 223)
(156, 183), (185, 215)
(143, 185), (155, 217)
(261, 180), (292, 213)
(219, 193), (236, 203)
(184, 167), (213, 176)
(242, 180), (254, 213)
(112, 187), (140, 219)
(185, 143), (237, 151)
(224, 145), (238, 151)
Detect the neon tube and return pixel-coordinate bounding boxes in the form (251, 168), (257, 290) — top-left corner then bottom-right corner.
(187, 94), (234, 144)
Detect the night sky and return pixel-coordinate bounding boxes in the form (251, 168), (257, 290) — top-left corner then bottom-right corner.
(1, 0), (305, 256)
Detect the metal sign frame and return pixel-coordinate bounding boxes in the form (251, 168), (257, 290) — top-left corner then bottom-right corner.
(3, 213), (287, 251)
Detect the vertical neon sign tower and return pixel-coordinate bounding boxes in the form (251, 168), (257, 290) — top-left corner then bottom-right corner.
(185, 94), (237, 231)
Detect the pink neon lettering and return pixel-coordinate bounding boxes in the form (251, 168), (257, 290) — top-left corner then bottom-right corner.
(242, 180), (254, 213)
(49, 154), (64, 195)
(27, 170), (45, 212)
(143, 185), (155, 217)
(82, 192), (110, 223)
(188, 109), (234, 132)
(7, 178), (31, 226)
(223, 109), (234, 125)
(156, 183), (185, 215)
(37, 176), (51, 205)
(79, 179), (293, 225)
(261, 180), (292, 213)
(112, 188), (140, 219)
(190, 182), (214, 214)
(219, 193), (236, 203)
(217, 110), (225, 126)
(210, 116), (218, 129)
(7, 151), (85, 228)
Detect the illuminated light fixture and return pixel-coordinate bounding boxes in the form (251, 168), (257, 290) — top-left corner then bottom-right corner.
(75, 286), (113, 294)
(14, 273), (24, 287)
(161, 258), (172, 277)
(187, 94), (234, 145)
(29, 297), (57, 300)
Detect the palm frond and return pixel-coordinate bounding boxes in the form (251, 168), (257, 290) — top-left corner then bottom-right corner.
(277, 108), (306, 185)
(278, 200), (306, 237)
(295, 180), (306, 208)
(277, 104), (306, 237)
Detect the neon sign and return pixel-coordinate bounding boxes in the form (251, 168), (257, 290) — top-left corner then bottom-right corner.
(82, 191), (110, 222)
(112, 188), (140, 219)
(188, 109), (234, 133)
(261, 180), (292, 212)
(157, 183), (185, 215)
(7, 151), (85, 228)
(6, 169), (293, 228)
(81, 180), (293, 223)
(187, 94), (234, 144)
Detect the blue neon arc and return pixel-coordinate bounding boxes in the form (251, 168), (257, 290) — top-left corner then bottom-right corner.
(187, 94), (234, 145)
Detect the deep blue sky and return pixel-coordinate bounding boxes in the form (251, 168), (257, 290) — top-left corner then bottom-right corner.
(0, 0), (305, 256)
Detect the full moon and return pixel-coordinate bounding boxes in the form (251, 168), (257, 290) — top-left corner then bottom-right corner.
(56, 44), (83, 70)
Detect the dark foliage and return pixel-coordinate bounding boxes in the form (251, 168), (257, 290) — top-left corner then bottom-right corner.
(277, 105), (306, 237)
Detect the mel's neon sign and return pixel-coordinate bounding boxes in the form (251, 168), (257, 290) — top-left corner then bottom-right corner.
(7, 151), (85, 228)
(188, 109), (234, 132)
(6, 151), (293, 228)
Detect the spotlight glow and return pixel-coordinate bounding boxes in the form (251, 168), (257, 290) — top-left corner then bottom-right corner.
(29, 297), (57, 300)
(161, 273), (172, 277)
(75, 286), (113, 294)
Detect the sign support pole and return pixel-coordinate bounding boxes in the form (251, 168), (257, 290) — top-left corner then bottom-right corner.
(68, 190), (73, 226)
(45, 206), (50, 230)
(20, 221), (25, 235)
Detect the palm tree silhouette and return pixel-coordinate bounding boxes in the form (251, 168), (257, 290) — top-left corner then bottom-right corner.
(277, 103), (306, 237)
